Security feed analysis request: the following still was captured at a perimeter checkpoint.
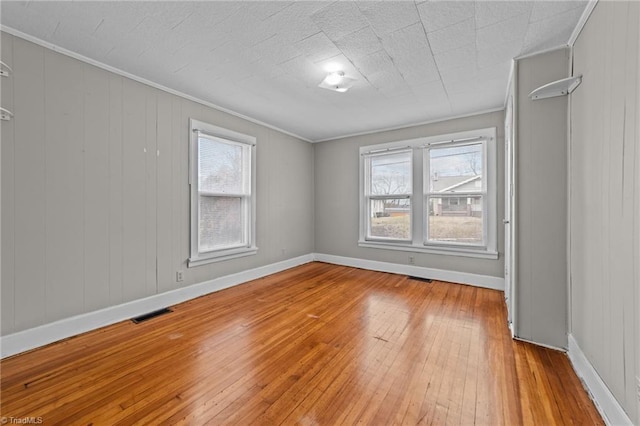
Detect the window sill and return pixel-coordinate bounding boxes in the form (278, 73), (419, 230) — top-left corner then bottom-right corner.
(358, 241), (498, 260)
(188, 246), (258, 267)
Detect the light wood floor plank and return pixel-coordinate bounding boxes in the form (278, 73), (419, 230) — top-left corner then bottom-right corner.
(0, 262), (602, 425)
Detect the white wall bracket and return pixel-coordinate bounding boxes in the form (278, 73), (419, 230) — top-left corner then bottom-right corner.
(1, 107), (14, 121)
(529, 75), (582, 100)
(0, 60), (12, 77)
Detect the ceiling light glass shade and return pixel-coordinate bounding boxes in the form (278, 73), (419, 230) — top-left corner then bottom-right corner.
(324, 71), (344, 86)
(318, 72), (355, 93)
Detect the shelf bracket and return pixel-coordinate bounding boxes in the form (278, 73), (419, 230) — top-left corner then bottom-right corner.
(529, 75), (582, 100)
(1, 107), (14, 121)
(0, 61), (12, 77)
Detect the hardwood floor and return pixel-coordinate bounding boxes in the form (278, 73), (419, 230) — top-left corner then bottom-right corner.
(1, 262), (602, 425)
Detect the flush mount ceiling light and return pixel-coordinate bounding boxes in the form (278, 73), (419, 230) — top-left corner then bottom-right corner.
(318, 71), (355, 93)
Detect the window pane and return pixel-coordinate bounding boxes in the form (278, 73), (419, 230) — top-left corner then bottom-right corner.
(370, 151), (412, 195)
(368, 199), (411, 240)
(427, 196), (483, 244)
(199, 196), (244, 252)
(198, 136), (248, 194)
(429, 143), (482, 193)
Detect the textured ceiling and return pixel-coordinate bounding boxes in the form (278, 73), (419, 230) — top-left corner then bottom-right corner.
(1, 1), (587, 142)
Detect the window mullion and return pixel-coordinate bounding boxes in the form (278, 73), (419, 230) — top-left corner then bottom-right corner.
(368, 194), (411, 200)
(412, 147), (423, 245)
(198, 192), (247, 198)
(425, 191), (486, 197)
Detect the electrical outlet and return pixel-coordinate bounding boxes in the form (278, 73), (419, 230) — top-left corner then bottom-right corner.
(176, 270), (184, 283)
(408, 256), (415, 265)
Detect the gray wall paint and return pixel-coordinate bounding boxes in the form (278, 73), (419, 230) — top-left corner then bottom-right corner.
(514, 48), (569, 349)
(314, 111), (505, 278)
(0, 32), (315, 335)
(570, 2), (639, 422)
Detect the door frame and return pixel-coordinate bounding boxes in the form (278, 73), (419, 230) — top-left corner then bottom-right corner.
(504, 62), (518, 337)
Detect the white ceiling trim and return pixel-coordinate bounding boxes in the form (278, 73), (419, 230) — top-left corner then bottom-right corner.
(0, 25), (314, 143)
(0, 0), (590, 143)
(568, 0), (599, 47)
(3, 23), (506, 145)
(513, 44), (570, 61)
(313, 106), (504, 143)
(503, 59), (516, 109)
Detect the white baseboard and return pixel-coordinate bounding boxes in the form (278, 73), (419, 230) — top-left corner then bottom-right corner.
(567, 334), (633, 426)
(0, 254), (314, 359)
(313, 253), (505, 291)
(1, 253), (504, 358)
(514, 336), (566, 352)
(6, 253), (632, 425)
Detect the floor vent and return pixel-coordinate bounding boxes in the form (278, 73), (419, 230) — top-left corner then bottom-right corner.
(131, 308), (173, 324)
(408, 276), (433, 283)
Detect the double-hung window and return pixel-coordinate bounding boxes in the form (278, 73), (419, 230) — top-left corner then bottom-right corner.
(425, 140), (486, 246)
(364, 149), (413, 241)
(189, 119), (257, 266)
(359, 128), (497, 259)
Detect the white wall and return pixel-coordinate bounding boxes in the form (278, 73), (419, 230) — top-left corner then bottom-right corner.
(314, 111), (505, 280)
(570, 2), (639, 423)
(0, 32), (315, 336)
(514, 48), (570, 350)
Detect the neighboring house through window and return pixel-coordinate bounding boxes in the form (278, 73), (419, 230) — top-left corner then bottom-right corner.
(359, 128), (497, 259)
(189, 119), (257, 266)
(365, 149), (412, 241)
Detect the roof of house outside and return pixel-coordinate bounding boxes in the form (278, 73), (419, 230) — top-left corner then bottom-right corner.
(432, 175), (482, 193)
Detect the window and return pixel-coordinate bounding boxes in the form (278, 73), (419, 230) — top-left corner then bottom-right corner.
(189, 119), (257, 266)
(425, 141), (485, 246)
(359, 128), (497, 259)
(364, 149), (412, 241)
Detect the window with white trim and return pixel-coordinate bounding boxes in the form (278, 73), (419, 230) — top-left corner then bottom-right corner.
(189, 119), (257, 266)
(359, 128), (497, 259)
(364, 149), (412, 241)
(425, 140), (485, 246)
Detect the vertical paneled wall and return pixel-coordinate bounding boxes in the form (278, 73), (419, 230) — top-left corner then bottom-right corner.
(514, 48), (569, 349)
(0, 32), (315, 336)
(570, 2), (639, 422)
(44, 47), (86, 323)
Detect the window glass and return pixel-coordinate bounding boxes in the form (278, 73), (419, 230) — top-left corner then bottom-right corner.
(429, 143), (483, 193)
(426, 142), (485, 246)
(369, 151), (412, 195)
(368, 199), (411, 240)
(427, 196), (483, 245)
(199, 196), (244, 252)
(189, 119), (256, 266)
(365, 150), (412, 242)
(198, 137), (247, 194)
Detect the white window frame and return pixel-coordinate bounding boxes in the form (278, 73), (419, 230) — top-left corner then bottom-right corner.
(359, 128), (498, 259)
(424, 139), (488, 249)
(188, 118), (257, 267)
